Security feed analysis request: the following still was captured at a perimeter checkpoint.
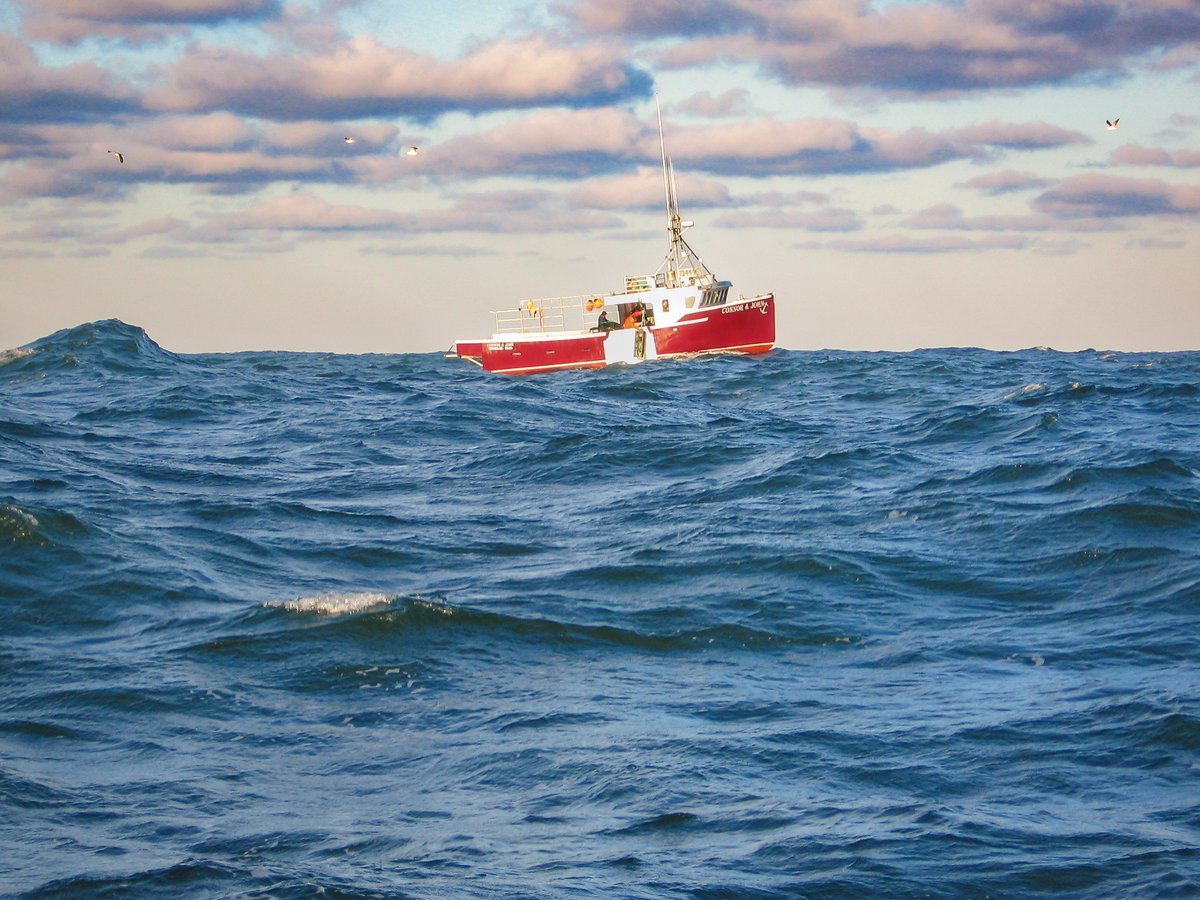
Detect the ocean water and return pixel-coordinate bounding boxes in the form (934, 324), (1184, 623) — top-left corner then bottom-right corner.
(2, 319), (1198, 898)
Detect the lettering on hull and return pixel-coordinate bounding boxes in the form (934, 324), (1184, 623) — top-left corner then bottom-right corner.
(720, 299), (771, 315)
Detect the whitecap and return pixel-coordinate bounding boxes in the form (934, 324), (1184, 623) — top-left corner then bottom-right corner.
(264, 591), (392, 616)
(0, 347), (34, 367)
(0, 504), (39, 540)
(1002, 382), (1046, 401)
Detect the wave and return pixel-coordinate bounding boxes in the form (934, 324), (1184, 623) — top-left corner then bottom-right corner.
(0, 500), (89, 549)
(18, 319), (183, 375)
(0, 503), (39, 543)
(0, 346), (35, 368)
(262, 590), (395, 616)
(200, 595), (846, 661)
(4, 325), (1200, 897)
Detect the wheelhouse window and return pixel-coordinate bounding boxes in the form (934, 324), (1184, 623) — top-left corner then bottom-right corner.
(699, 285), (728, 307)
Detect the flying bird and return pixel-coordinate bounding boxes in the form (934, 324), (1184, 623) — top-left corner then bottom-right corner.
(405, 146), (419, 156)
(344, 136), (356, 144)
(1106, 119), (1119, 131)
(107, 149), (124, 163)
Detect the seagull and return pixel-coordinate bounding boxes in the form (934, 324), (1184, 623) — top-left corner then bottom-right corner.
(107, 149), (124, 163)
(1106, 119), (1119, 131)
(344, 136), (356, 144)
(405, 146), (419, 156)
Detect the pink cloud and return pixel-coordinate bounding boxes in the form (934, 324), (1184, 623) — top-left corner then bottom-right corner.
(950, 121), (1091, 151)
(807, 233), (1029, 253)
(902, 202), (1062, 232)
(566, 168), (733, 211)
(146, 35), (651, 120)
(198, 190), (625, 244)
(672, 89), (754, 118)
(216, 194), (404, 232)
(135, 113), (257, 151)
(1111, 143), (1200, 168)
(0, 34), (139, 123)
(413, 110), (1091, 181)
(959, 169), (1052, 195)
(20, 0), (280, 44)
(0, 114), (420, 200)
(0, 163), (127, 202)
(434, 108), (650, 177)
(718, 207), (863, 232)
(741, 189), (831, 206)
(81, 215), (189, 245)
(566, 0), (1200, 97)
(1035, 174), (1200, 218)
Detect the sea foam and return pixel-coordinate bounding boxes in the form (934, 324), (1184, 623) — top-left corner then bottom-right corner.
(264, 591), (393, 616)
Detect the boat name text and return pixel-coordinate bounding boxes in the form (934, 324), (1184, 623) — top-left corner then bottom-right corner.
(721, 300), (770, 315)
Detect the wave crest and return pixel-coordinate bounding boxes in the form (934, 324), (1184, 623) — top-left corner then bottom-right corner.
(0, 504), (40, 543)
(264, 591), (394, 616)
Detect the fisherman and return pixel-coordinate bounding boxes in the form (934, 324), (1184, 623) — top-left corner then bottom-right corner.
(622, 304), (645, 329)
(597, 310), (619, 332)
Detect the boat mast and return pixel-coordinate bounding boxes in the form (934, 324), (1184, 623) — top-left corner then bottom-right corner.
(654, 94), (715, 289)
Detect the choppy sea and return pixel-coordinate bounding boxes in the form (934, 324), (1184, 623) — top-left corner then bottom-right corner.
(2, 319), (1198, 898)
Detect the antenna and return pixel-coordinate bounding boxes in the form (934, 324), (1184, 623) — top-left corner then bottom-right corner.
(652, 94), (717, 289)
(656, 93), (672, 227)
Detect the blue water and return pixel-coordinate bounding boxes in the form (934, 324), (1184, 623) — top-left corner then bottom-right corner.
(3, 319), (1199, 897)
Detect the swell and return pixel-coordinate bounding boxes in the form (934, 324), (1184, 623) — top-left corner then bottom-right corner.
(186, 595), (844, 665)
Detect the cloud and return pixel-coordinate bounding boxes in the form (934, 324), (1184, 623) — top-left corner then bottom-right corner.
(146, 34), (652, 120)
(2, 208), (187, 255)
(19, 0), (282, 44)
(0, 163), (129, 203)
(135, 112), (258, 151)
(565, 0), (1200, 97)
(1130, 235), (1187, 249)
(804, 233), (1029, 253)
(429, 110), (1085, 180)
(566, 168), (734, 211)
(215, 193), (405, 232)
(433, 107), (650, 177)
(1035, 174), (1200, 218)
(195, 189), (625, 245)
(717, 207), (863, 232)
(0, 35), (140, 123)
(412, 190), (625, 234)
(741, 189), (831, 206)
(663, 117), (1088, 176)
(672, 89), (754, 118)
(0, 98), (1097, 208)
(560, 0), (757, 38)
(0, 116), (422, 200)
(950, 121), (1091, 151)
(103, 215), (188, 242)
(1110, 143), (1200, 167)
(902, 202), (1056, 232)
(959, 169), (1053, 195)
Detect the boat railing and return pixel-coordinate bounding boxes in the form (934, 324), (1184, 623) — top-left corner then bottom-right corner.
(491, 293), (604, 335)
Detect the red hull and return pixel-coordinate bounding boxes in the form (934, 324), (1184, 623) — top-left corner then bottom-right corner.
(653, 294), (775, 357)
(479, 334), (608, 376)
(455, 341), (486, 358)
(455, 293), (775, 375)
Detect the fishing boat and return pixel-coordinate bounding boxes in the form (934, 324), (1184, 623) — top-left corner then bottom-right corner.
(451, 99), (775, 375)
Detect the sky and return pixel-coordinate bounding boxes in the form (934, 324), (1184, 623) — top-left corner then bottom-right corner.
(1, 0), (1198, 354)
